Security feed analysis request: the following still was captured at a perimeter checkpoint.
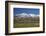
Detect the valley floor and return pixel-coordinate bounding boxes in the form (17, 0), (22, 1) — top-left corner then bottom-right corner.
(14, 22), (39, 28)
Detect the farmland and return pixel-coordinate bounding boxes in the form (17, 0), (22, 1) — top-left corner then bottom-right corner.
(14, 16), (39, 28)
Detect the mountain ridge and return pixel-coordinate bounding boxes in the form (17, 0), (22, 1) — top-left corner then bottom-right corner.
(15, 13), (39, 18)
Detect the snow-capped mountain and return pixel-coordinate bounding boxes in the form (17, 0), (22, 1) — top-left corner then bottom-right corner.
(15, 13), (39, 18)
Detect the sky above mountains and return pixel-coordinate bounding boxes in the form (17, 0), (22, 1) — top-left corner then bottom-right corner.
(14, 8), (40, 16)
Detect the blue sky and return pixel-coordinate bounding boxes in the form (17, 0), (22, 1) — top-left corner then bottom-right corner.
(14, 8), (40, 16)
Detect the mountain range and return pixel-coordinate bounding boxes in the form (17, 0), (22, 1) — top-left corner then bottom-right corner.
(15, 13), (39, 18)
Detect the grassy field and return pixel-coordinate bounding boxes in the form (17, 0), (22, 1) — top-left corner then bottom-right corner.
(14, 16), (39, 28)
(14, 23), (39, 28)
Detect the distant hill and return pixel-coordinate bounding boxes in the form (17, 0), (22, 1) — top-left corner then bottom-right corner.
(15, 13), (39, 18)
